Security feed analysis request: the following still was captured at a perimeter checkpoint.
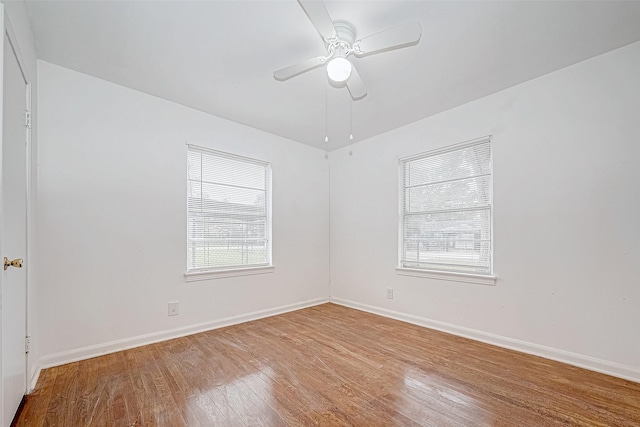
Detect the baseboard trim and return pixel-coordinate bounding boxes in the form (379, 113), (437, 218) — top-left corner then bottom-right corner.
(330, 297), (640, 383)
(29, 362), (42, 393)
(39, 297), (329, 370)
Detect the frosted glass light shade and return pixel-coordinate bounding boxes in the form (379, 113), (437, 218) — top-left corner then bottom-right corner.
(327, 57), (352, 83)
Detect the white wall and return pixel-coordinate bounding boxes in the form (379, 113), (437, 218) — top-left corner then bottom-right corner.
(37, 61), (329, 365)
(1, 0), (39, 387)
(330, 41), (640, 380)
(36, 40), (640, 382)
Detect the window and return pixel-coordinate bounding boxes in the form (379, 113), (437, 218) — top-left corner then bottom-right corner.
(187, 145), (271, 275)
(399, 137), (493, 282)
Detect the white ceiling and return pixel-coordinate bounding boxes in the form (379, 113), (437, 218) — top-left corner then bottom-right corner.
(24, 1), (640, 151)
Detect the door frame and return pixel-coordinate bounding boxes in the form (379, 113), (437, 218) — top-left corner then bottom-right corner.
(0, 2), (34, 422)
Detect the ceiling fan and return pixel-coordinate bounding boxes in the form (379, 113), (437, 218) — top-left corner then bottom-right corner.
(273, 0), (422, 100)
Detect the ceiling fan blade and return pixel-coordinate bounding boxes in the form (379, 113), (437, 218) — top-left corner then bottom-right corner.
(354, 21), (422, 57)
(297, 0), (337, 41)
(273, 56), (326, 81)
(346, 64), (367, 100)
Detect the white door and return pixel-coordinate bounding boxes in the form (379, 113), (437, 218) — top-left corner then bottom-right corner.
(1, 12), (29, 426)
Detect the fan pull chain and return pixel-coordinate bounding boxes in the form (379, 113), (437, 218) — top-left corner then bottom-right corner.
(349, 98), (354, 141)
(324, 86), (329, 143)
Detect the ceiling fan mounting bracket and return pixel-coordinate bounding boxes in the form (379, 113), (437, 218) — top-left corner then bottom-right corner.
(324, 21), (356, 60)
(333, 21), (356, 46)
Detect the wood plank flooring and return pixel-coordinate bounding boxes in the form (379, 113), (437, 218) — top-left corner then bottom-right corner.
(15, 303), (640, 426)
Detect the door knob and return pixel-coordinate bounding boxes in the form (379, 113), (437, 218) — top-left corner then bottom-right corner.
(3, 257), (23, 270)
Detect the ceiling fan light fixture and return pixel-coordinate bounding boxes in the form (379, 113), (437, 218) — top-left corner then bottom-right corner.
(326, 57), (352, 83)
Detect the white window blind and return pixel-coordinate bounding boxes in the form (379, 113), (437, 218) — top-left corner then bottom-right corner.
(400, 138), (492, 274)
(187, 145), (271, 272)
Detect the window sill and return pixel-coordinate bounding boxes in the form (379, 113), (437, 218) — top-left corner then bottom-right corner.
(185, 265), (274, 282)
(395, 267), (496, 286)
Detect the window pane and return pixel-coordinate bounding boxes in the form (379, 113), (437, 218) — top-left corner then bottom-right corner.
(200, 151), (265, 190)
(405, 175), (491, 213)
(406, 143), (490, 187)
(197, 182), (265, 212)
(187, 240), (268, 270)
(401, 240), (491, 274)
(188, 216), (267, 240)
(402, 210), (491, 273)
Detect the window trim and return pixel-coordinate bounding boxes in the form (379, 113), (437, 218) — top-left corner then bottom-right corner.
(395, 267), (496, 286)
(185, 265), (275, 282)
(185, 144), (273, 277)
(397, 136), (494, 285)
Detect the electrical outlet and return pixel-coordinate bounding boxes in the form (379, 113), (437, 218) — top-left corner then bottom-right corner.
(168, 301), (179, 316)
(386, 288), (394, 299)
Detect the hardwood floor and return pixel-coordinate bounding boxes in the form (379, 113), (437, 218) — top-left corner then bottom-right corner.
(15, 303), (640, 426)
